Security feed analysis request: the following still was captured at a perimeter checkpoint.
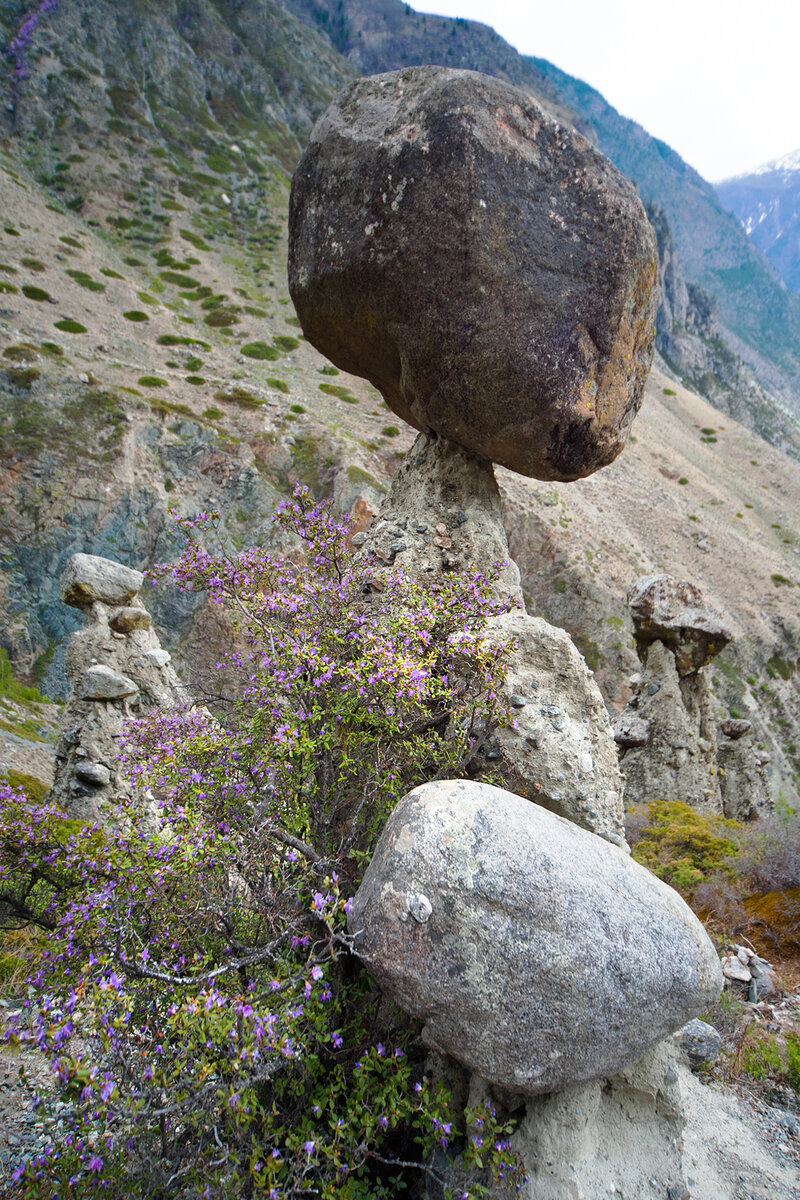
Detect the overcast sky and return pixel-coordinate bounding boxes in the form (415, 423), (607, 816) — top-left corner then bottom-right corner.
(410, 0), (800, 182)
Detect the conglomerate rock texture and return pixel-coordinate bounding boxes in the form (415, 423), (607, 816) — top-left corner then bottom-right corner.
(355, 430), (626, 842)
(289, 66), (658, 481)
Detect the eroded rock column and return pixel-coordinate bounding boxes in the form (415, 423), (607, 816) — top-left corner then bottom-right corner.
(616, 575), (770, 820)
(51, 553), (186, 820)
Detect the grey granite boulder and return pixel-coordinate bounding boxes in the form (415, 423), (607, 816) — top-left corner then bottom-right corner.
(60, 553), (144, 609)
(348, 779), (721, 1095)
(80, 664), (139, 700)
(289, 66), (657, 482)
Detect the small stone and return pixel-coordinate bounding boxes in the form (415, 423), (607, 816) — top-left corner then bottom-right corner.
(74, 761), (111, 787)
(677, 1017), (721, 1068)
(509, 694), (528, 708)
(80, 664), (139, 700)
(613, 714), (650, 748)
(143, 649), (171, 668)
(109, 606), (151, 634)
(721, 955), (751, 983)
(350, 531), (368, 546)
(646, 682), (661, 696)
(390, 542), (407, 555)
(406, 893), (433, 923)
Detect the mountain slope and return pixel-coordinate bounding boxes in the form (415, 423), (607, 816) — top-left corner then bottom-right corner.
(529, 58), (800, 416)
(278, 0), (583, 128)
(716, 148), (800, 296)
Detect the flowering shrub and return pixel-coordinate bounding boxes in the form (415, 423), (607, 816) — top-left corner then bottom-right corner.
(6, 0), (59, 95)
(1, 487), (525, 1197)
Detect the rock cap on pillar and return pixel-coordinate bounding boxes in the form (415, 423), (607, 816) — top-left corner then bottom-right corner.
(628, 574), (732, 675)
(289, 66), (657, 481)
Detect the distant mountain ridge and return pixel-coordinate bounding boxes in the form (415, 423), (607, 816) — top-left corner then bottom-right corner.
(716, 148), (800, 296)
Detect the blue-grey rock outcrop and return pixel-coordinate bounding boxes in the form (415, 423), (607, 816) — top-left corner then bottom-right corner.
(348, 778), (722, 1096)
(289, 66), (657, 481)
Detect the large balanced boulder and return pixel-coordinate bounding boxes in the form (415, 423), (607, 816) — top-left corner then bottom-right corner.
(289, 67), (658, 482)
(348, 779), (721, 1096)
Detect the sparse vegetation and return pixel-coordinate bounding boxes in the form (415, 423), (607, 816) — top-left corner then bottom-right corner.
(241, 340), (279, 360)
(66, 268), (105, 292)
(21, 284), (51, 301)
(122, 310), (149, 322)
(53, 319), (86, 334)
(320, 383), (358, 402)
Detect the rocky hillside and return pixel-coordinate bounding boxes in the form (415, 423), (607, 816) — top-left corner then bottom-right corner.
(0, 0), (798, 813)
(647, 201), (800, 459)
(716, 148), (800, 295)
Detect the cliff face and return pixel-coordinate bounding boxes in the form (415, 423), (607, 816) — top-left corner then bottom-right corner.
(647, 203), (800, 460)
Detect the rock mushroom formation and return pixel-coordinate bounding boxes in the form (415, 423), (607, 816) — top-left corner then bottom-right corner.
(289, 66), (657, 481)
(616, 575), (770, 819)
(286, 67), (711, 1198)
(51, 553), (186, 820)
(628, 574), (732, 676)
(716, 719), (771, 821)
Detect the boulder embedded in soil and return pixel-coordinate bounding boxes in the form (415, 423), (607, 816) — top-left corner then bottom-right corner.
(348, 778), (722, 1096)
(289, 66), (658, 481)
